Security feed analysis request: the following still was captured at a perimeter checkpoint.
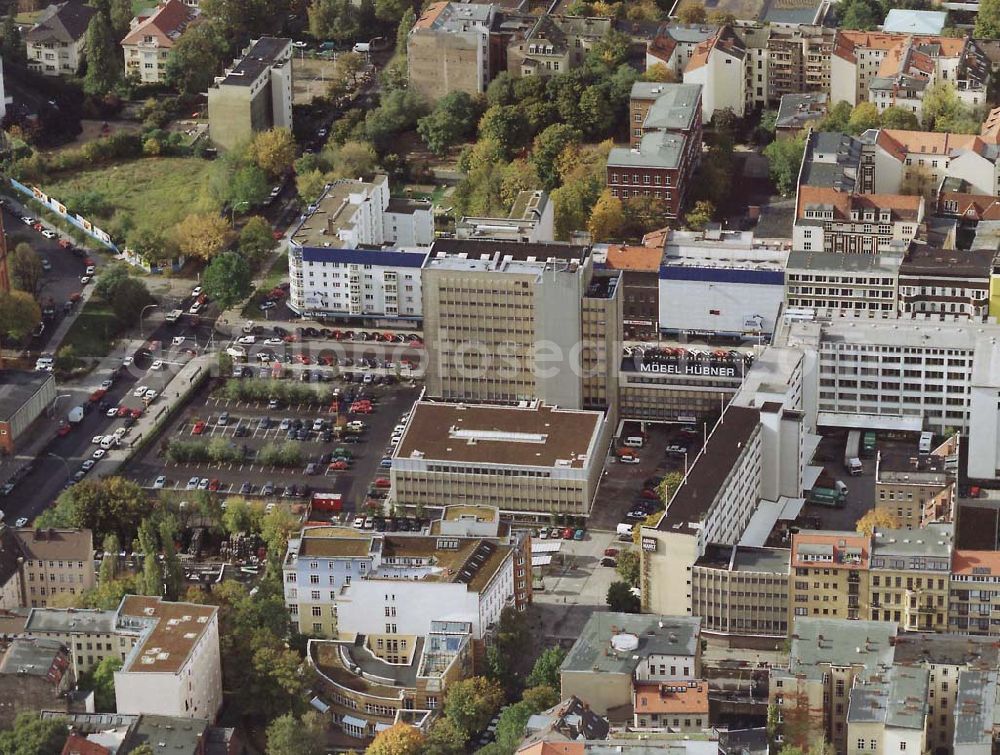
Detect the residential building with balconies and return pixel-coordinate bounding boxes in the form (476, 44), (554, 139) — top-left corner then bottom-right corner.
(869, 523), (953, 631)
(897, 246), (996, 321)
(24, 1), (95, 77)
(120, 0), (198, 83)
(949, 551), (1000, 635)
(789, 531), (870, 627)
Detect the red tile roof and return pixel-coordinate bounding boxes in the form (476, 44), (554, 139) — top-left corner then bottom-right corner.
(120, 0), (197, 48)
(634, 680), (709, 715)
(953, 550), (1000, 576)
(62, 735), (110, 755)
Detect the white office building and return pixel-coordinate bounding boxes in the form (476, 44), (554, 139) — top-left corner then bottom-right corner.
(287, 176), (433, 320)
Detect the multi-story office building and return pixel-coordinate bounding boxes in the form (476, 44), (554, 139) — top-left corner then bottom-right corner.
(949, 551), (1000, 635)
(282, 526), (515, 640)
(14, 527), (95, 608)
(784, 250), (900, 317)
(207, 37), (292, 151)
(391, 399), (611, 519)
(286, 177), (432, 321)
(407, 2), (495, 102)
(507, 15), (610, 78)
(421, 239), (621, 411)
(25, 1), (95, 76)
(690, 544), (790, 639)
(120, 0), (198, 84)
(897, 247), (996, 321)
(874, 448), (955, 527)
(869, 524), (953, 631)
(608, 84), (702, 219)
(594, 242), (663, 341)
(789, 531), (870, 626)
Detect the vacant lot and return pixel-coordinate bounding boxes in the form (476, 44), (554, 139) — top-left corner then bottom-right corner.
(61, 299), (123, 359)
(291, 57), (341, 105)
(46, 158), (222, 239)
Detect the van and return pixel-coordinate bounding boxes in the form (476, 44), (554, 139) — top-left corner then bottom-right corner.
(834, 480), (849, 496)
(100, 436), (118, 450)
(616, 523), (634, 537)
(847, 457), (863, 476)
(919, 432), (934, 454)
(352, 42), (370, 53)
(164, 309), (183, 323)
(623, 436), (644, 448)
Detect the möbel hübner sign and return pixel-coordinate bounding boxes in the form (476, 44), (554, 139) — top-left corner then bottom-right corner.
(639, 362), (737, 377)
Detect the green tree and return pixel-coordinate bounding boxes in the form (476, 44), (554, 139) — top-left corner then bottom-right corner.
(81, 656), (122, 712)
(83, 11), (119, 95)
(578, 84), (617, 139)
(109, 0), (133, 38)
(239, 216), (277, 265)
(477, 105), (530, 160)
(0, 712), (67, 755)
(522, 684), (559, 711)
(307, 0), (338, 39)
(817, 100), (852, 132)
(607, 580), (641, 612)
(160, 516), (184, 600)
(375, 0), (410, 23)
(109, 277), (154, 325)
(847, 102), (881, 135)
(424, 717), (467, 755)
(367, 722), (427, 755)
(685, 200), (715, 231)
(587, 190), (625, 241)
(230, 164), (270, 209)
(203, 252), (252, 310)
(222, 497), (256, 534)
(676, 3), (706, 23)
(34, 477), (152, 544)
(1, 14), (26, 67)
(976, 0), (1000, 37)
(396, 7), (415, 52)
(296, 169), (327, 204)
(616, 549), (640, 587)
(0, 290), (41, 344)
(657, 471), (684, 504)
(879, 106), (920, 130)
(526, 646), (567, 690)
(486, 71), (517, 108)
(99, 533), (120, 583)
(265, 711), (327, 755)
(9, 242), (42, 296)
(443, 676), (505, 738)
(838, 0), (883, 29)
(166, 22), (227, 95)
(366, 89), (427, 151)
(530, 123), (581, 190)
(417, 91), (481, 156)
(138, 518), (162, 597)
(327, 140), (378, 179)
(763, 136), (805, 196)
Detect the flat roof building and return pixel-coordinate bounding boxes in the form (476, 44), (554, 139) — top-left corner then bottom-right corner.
(0, 371), (56, 454)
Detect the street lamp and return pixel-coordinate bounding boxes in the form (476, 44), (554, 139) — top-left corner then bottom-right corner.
(47, 452), (71, 487)
(231, 200), (250, 226)
(139, 303), (159, 339)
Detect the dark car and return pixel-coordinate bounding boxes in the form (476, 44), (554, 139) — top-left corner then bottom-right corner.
(262, 481), (275, 496)
(239, 481), (253, 494)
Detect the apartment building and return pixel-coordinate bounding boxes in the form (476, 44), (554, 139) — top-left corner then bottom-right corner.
(897, 246), (995, 321)
(776, 92), (829, 138)
(0, 528), (22, 611)
(282, 526), (515, 640)
(683, 26), (746, 120)
(608, 85), (702, 220)
(286, 177), (432, 321)
(391, 399), (610, 519)
(407, 2), (495, 102)
(869, 524), (953, 631)
(15, 528), (95, 608)
(794, 186), (924, 254)
(784, 250), (901, 317)
(23, 607), (139, 677)
(560, 612), (702, 718)
(207, 37), (292, 151)
(456, 190), (554, 244)
(632, 680), (709, 731)
(421, 239), (622, 411)
(950, 551), (1000, 635)
(308, 622), (473, 741)
(120, 0), (198, 84)
(770, 618), (898, 753)
(845, 665), (929, 755)
(0, 638), (73, 726)
(763, 25), (835, 105)
(952, 670), (1000, 755)
(789, 531), (870, 626)
(658, 228), (787, 338)
(691, 544), (790, 639)
(507, 15), (610, 78)
(594, 242), (663, 341)
(646, 24), (716, 78)
(25, 1), (95, 77)
(875, 449), (955, 527)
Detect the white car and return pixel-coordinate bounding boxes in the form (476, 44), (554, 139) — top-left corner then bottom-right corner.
(133, 385), (148, 397)
(186, 476), (200, 490)
(153, 475), (167, 489)
(150, 360), (164, 370)
(197, 477), (209, 490)
(92, 449), (106, 460)
(85, 265), (96, 275)
(101, 379), (113, 390)
(144, 389), (158, 401)
(105, 407), (118, 417)
(91, 435), (104, 445)
(189, 302), (202, 314)
(41, 229), (56, 239)
(270, 185), (282, 199)
(237, 335), (256, 345)
(20, 216), (34, 225)
(191, 286), (203, 298)
(81, 460), (95, 471)
(14, 517), (28, 527)
(353, 515), (365, 528)
(263, 337), (283, 346)
(34, 357), (54, 371)
(113, 427), (127, 440)
(171, 336), (185, 346)
(80, 276), (92, 285)
(122, 356), (133, 367)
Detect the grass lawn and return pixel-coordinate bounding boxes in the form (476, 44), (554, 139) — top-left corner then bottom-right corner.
(45, 157), (222, 239)
(263, 255), (289, 290)
(61, 300), (123, 360)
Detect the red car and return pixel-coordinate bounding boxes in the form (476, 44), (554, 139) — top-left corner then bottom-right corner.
(116, 406), (130, 417)
(208, 479), (220, 491)
(331, 330), (343, 340)
(603, 548), (619, 558)
(328, 461), (348, 471)
(89, 389), (107, 402)
(374, 477), (391, 489)
(32, 222), (44, 232)
(56, 423), (72, 437)
(640, 489), (659, 500)
(562, 527), (575, 539)
(58, 239), (73, 249)
(409, 337), (424, 348)
(83, 258), (95, 267)
(293, 355), (311, 365)
(268, 287), (286, 300)
(192, 421), (206, 435)
(130, 408), (143, 419)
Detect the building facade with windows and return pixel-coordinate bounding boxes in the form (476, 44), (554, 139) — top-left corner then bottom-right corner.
(869, 524), (953, 632)
(683, 26), (746, 120)
(120, 0), (198, 83)
(507, 15), (610, 78)
(24, 1), (95, 76)
(14, 528), (94, 608)
(789, 531), (870, 626)
(784, 251), (900, 318)
(874, 449), (955, 528)
(0, 371), (56, 455)
(949, 551), (1000, 635)
(897, 246), (996, 321)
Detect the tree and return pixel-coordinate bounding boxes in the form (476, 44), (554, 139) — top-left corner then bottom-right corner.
(94, 264), (129, 300)
(531, 123), (581, 190)
(607, 580), (641, 612)
(166, 22), (227, 94)
(708, 9), (737, 23)
(879, 106), (920, 130)
(109, 277), (154, 325)
(424, 718), (466, 755)
(375, 0), (410, 23)
(83, 12), (119, 95)
(818, 100), (852, 133)
(175, 212), (232, 260)
(417, 91), (481, 156)
(588, 29), (631, 70)
(9, 242), (42, 296)
(82, 656), (122, 711)
(160, 516), (184, 600)
(0, 712), (67, 755)
(676, 2), (706, 23)
(230, 165), (270, 209)
(847, 102), (881, 135)
(296, 170), (327, 204)
(202, 252), (252, 310)
(396, 7), (415, 53)
(366, 89), (427, 151)
(977, 0), (1000, 37)
(587, 190), (625, 241)
(657, 471), (684, 504)
(443, 676), (505, 737)
(327, 140), (377, 180)
(685, 200), (715, 231)
(138, 518), (162, 597)
(855, 508), (901, 536)
(477, 105), (530, 160)
(641, 63), (678, 83)
(763, 136), (805, 196)
(522, 684), (559, 711)
(334, 51), (367, 89)
(35, 477), (153, 551)
(239, 216), (277, 264)
(99, 533), (120, 584)
(616, 549), (640, 587)
(486, 72), (517, 108)
(0, 290), (41, 343)
(109, 0), (133, 38)
(265, 711), (327, 755)
(250, 129), (297, 179)
(367, 723), (427, 755)
(526, 646), (567, 690)
(838, 0), (883, 29)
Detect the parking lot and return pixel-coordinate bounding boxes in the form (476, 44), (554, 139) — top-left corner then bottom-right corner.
(589, 423), (705, 531)
(125, 378), (420, 512)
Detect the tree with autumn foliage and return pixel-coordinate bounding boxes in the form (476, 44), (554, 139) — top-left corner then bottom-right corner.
(249, 128), (297, 179)
(366, 723), (427, 755)
(855, 508), (900, 536)
(174, 212), (233, 261)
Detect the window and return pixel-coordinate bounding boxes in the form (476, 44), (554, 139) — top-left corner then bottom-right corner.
(858, 740), (866, 750)
(311, 606), (322, 617)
